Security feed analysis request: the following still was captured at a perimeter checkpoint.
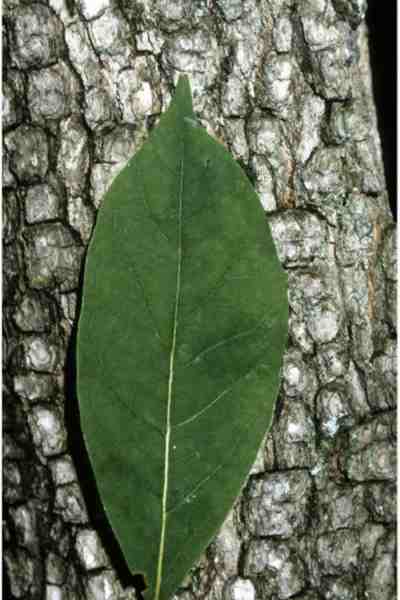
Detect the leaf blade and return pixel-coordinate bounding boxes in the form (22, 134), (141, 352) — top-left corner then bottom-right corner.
(77, 75), (288, 600)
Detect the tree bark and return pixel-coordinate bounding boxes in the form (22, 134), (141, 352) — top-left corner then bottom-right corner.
(3, 1), (396, 600)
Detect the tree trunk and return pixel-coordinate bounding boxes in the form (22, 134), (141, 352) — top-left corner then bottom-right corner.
(3, 1), (396, 600)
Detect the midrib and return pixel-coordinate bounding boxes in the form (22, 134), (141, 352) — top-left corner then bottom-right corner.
(154, 146), (185, 600)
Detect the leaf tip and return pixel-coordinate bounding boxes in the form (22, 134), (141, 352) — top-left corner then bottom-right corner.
(174, 74), (194, 118)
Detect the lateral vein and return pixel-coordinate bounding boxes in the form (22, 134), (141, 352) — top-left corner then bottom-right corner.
(154, 148), (184, 600)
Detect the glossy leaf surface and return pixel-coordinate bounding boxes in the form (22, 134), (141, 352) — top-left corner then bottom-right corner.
(77, 76), (288, 600)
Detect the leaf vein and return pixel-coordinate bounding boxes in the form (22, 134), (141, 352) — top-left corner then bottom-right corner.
(141, 168), (173, 247)
(151, 145), (179, 176)
(155, 142), (185, 600)
(166, 462), (224, 515)
(111, 386), (164, 438)
(164, 424), (248, 514)
(129, 259), (168, 351)
(181, 245), (246, 322)
(172, 354), (268, 430)
(184, 319), (269, 367)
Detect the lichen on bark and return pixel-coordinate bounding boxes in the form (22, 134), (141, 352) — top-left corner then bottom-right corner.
(3, 1), (396, 600)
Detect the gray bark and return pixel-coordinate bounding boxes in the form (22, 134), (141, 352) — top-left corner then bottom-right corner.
(3, 1), (396, 600)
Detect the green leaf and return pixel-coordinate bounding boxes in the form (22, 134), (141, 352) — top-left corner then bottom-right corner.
(77, 75), (288, 600)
